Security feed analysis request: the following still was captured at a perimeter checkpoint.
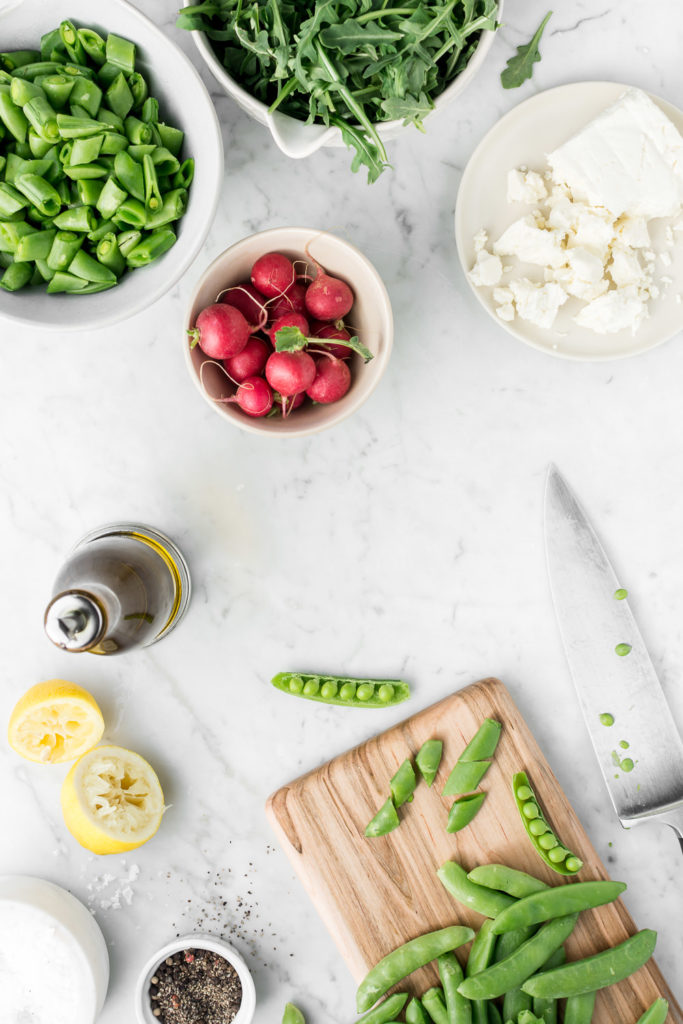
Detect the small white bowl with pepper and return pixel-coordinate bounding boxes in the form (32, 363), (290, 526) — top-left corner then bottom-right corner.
(135, 934), (255, 1024)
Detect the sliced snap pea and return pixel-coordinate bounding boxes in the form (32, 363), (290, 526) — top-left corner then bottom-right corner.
(416, 739), (443, 787)
(563, 991), (596, 1024)
(77, 28), (106, 66)
(356, 926), (474, 1014)
(282, 1003), (305, 1024)
(14, 227), (55, 261)
(460, 719), (502, 762)
(271, 673), (411, 709)
(68, 247), (116, 283)
(438, 952), (472, 1024)
(446, 793), (486, 833)
(521, 929), (657, 999)
(512, 772), (583, 876)
(106, 32), (136, 75)
(443, 760), (491, 797)
(357, 993), (408, 1024)
(636, 999), (669, 1024)
(0, 260), (32, 290)
(365, 798), (399, 838)
(438, 861), (515, 919)
(406, 998), (431, 1024)
(390, 759), (416, 808)
(422, 988), (449, 1024)
(532, 946), (565, 1024)
(466, 920), (497, 1024)
(491, 880), (626, 935)
(467, 865), (549, 900)
(457, 915), (578, 1000)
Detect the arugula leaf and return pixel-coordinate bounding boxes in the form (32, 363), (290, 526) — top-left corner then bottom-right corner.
(380, 92), (432, 129)
(319, 22), (403, 54)
(500, 10), (552, 89)
(275, 325), (374, 363)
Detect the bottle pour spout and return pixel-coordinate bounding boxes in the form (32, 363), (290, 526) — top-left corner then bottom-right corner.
(44, 593), (105, 652)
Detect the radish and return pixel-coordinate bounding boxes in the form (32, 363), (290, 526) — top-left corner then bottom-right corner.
(268, 312), (310, 346)
(188, 303), (251, 359)
(233, 376), (273, 417)
(217, 281), (268, 324)
(311, 321), (352, 360)
(266, 350), (316, 397)
(306, 355), (351, 403)
(268, 281), (308, 320)
(223, 336), (270, 383)
(251, 252), (295, 298)
(274, 391), (306, 416)
(304, 259), (354, 321)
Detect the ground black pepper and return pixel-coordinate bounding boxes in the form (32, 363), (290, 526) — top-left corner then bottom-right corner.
(149, 948), (242, 1024)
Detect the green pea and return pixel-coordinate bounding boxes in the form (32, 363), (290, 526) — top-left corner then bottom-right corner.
(539, 833), (558, 851)
(565, 856), (583, 872)
(615, 643), (632, 656)
(378, 683), (394, 702)
(523, 801), (540, 819)
(288, 675), (304, 694)
(548, 846), (568, 863)
(271, 673), (410, 708)
(303, 678), (320, 696)
(339, 682), (356, 700)
(599, 712), (614, 726)
(619, 740), (630, 749)
(516, 785), (533, 801)
(614, 588), (628, 600)
(621, 758), (634, 772)
(512, 771), (583, 877)
(529, 819), (549, 836)
(357, 683), (374, 701)
(320, 680), (337, 699)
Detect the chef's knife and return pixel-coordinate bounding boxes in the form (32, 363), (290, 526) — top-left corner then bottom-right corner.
(544, 464), (683, 852)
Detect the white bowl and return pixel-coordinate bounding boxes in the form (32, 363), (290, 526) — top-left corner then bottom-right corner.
(135, 933), (256, 1024)
(183, 226), (394, 437)
(0, 875), (110, 1022)
(0, 0), (223, 331)
(183, 0), (503, 159)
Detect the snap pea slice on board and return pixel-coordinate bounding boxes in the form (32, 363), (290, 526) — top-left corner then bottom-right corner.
(521, 929), (657, 999)
(491, 880), (627, 934)
(423, 988), (449, 1024)
(438, 952), (472, 1024)
(468, 865), (549, 899)
(636, 999), (669, 1024)
(282, 1003), (306, 1024)
(357, 993), (409, 1024)
(447, 793), (487, 833)
(406, 997), (432, 1024)
(438, 861), (516, 919)
(512, 772), (583, 876)
(271, 672), (410, 709)
(356, 927), (475, 1013)
(563, 991), (596, 1024)
(416, 739), (443, 787)
(461, 719), (503, 761)
(532, 946), (565, 1024)
(391, 759), (417, 808)
(365, 797), (400, 838)
(443, 720), (502, 797)
(466, 920), (497, 1024)
(457, 914), (578, 1000)
(443, 760), (491, 796)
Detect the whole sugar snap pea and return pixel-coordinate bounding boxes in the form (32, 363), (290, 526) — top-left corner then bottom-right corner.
(390, 759), (417, 808)
(357, 993), (409, 1024)
(496, 926), (535, 1023)
(532, 946), (566, 1024)
(491, 880), (626, 934)
(446, 792), (487, 833)
(517, 1014), (545, 1024)
(356, 926), (474, 1014)
(406, 998), (432, 1024)
(465, 920), (497, 1024)
(457, 915), (578, 1001)
(521, 929), (657, 999)
(422, 988), (449, 1024)
(636, 999), (669, 1024)
(488, 1003), (502, 1024)
(512, 772), (583, 876)
(271, 672), (410, 708)
(467, 865), (549, 899)
(365, 797), (400, 838)
(282, 1003), (305, 1024)
(438, 952), (472, 1024)
(563, 991), (596, 1024)
(438, 861), (516, 919)
(416, 739), (443, 787)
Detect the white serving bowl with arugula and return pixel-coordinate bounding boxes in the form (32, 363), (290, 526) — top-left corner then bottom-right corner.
(178, 0), (502, 182)
(0, 0), (222, 330)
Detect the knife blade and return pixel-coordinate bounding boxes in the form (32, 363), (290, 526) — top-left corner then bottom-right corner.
(544, 464), (683, 847)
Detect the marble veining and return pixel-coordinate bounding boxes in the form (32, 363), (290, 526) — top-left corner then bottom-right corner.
(1, 0), (683, 1021)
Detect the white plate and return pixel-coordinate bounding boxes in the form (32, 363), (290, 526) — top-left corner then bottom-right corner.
(455, 82), (683, 361)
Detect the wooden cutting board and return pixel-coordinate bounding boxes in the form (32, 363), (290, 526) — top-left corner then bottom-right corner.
(266, 678), (682, 1022)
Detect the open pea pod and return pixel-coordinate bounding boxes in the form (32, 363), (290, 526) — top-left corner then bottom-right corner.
(271, 672), (410, 709)
(512, 771), (583, 876)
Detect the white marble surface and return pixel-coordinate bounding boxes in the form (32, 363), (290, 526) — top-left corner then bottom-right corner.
(1, 0), (683, 1020)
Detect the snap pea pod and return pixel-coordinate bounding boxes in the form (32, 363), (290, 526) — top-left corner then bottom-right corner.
(357, 994), (408, 1024)
(512, 773), (583, 876)
(282, 1004), (305, 1024)
(438, 861), (516, 919)
(457, 915), (578, 1000)
(521, 929), (657, 998)
(497, 927), (534, 1023)
(356, 926), (474, 1013)
(271, 672), (411, 709)
(406, 998), (431, 1024)
(487, 1005), (501, 1024)
(447, 793), (487, 833)
(467, 866), (549, 900)
(491, 881), (626, 935)
(438, 953), (472, 1024)
(423, 988), (449, 1024)
(416, 739), (443, 787)
(390, 759), (416, 808)
(365, 798), (399, 838)
(517, 1014), (544, 1024)
(466, 920), (497, 1024)
(443, 720), (501, 797)
(563, 991), (596, 1024)
(443, 761), (491, 796)
(636, 999), (669, 1024)
(531, 946), (565, 1024)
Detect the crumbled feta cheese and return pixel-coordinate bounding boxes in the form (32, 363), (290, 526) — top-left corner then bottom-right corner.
(570, 204), (616, 256)
(493, 215), (566, 267)
(614, 215), (650, 249)
(473, 229), (488, 253)
(507, 168), (548, 204)
(665, 225), (674, 246)
(609, 245), (646, 287)
(661, 275), (673, 287)
(509, 279), (569, 329)
(493, 287), (514, 305)
(554, 247), (609, 300)
(575, 286), (648, 334)
(469, 248), (503, 287)
(660, 250), (672, 267)
(496, 303), (515, 322)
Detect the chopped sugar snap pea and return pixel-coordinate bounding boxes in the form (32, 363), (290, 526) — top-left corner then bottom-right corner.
(282, 1003), (305, 1024)
(442, 719), (501, 799)
(365, 797), (400, 838)
(636, 999), (669, 1024)
(615, 643), (632, 656)
(390, 759), (416, 808)
(513, 771), (583, 876)
(446, 792), (486, 833)
(271, 673), (410, 708)
(415, 739), (442, 787)
(442, 759), (491, 796)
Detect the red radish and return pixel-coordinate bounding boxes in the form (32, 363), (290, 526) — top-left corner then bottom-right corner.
(218, 281), (268, 324)
(268, 312), (310, 346)
(274, 391), (306, 417)
(306, 355), (351, 403)
(305, 264), (354, 321)
(223, 336), (270, 383)
(311, 321), (352, 360)
(189, 303), (250, 359)
(233, 376), (273, 417)
(266, 350), (316, 397)
(251, 253), (295, 298)
(268, 282), (308, 320)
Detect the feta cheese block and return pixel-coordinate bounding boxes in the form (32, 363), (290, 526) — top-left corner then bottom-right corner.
(548, 88), (683, 219)
(575, 286), (648, 334)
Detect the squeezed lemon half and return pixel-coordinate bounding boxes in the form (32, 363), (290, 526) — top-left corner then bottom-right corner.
(8, 680), (105, 765)
(61, 744), (165, 854)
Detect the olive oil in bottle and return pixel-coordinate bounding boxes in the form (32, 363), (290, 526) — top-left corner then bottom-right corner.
(44, 523), (191, 654)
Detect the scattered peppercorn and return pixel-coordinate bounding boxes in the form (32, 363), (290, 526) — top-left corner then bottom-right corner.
(148, 948), (242, 1024)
